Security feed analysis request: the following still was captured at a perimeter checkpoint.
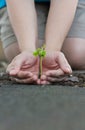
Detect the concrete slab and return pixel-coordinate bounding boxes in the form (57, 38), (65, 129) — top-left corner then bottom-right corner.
(0, 85), (85, 130)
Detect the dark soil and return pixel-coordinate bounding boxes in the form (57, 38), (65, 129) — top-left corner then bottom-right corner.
(0, 71), (85, 87)
(53, 71), (85, 87)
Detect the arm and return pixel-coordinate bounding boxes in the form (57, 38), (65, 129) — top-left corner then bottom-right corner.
(40, 0), (77, 83)
(6, 0), (39, 84)
(45, 0), (78, 52)
(6, 0), (38, 52)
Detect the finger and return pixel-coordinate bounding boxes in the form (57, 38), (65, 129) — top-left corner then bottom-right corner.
(40, 80), (51, 85)
(7, 56), (25, 75)
(40, 75), (47, 81)
(37, 79), (50, 85)
(7, 64), (20, 76)
(45, 69), (64, 77)
(57, 53), (72, 73)
(37, 79), (41, 85)
(47, 76), (66, 82)
(32, 75), (38, 81)
(6, 64), (16, 73)
(14, 71), (33, 79)
(11, 77), (36, 84)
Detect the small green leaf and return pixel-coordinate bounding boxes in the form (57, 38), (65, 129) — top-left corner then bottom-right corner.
(33, 44), (46, 57)
(39, 50), (46, 57)
(33, 51), (38, 56)
(37, 48), (41, 54)
(33, 44), (46, 78)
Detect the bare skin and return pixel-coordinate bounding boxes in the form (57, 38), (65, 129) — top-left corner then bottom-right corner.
(45, 0), (78, 51)
(6, 0), (78, 84)
(38, 51), (72, 84)
(7, 51), (39, 84)
(6, 0), (38, 52)
(62, 38), (85, 70)
(40, 0), (78, 83)
(6, 48), (72, 84)
(4, 42), (20, 62)
(6, 0), (39, 83)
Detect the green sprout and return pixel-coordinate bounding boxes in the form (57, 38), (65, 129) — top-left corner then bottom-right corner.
(33, 45), (46, 78)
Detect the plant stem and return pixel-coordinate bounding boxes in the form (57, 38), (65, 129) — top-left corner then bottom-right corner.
(39, 56), (42, 78)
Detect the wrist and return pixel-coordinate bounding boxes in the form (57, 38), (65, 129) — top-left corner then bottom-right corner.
(45, 40), (62, 52)
(45, 45), (61, 53)
(19, 44), (36, 53)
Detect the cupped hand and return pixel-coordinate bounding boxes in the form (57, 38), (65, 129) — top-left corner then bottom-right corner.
(7, 51), (39, 84)
(38, 51), (72, 84)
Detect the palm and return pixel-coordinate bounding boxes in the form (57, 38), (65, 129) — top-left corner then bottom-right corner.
(42, 54), (59, 73)
(40, 52), (72, 84)
(21, 56), (39, 75)
(7, 52), (39, 84)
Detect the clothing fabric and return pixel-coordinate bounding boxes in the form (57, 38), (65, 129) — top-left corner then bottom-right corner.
(0, 0), (49, 9)
(67, 0), (85, 38)
(0, 7), (17, 48)
(0, 0), (6, 9)
(0, 1), (85, 49)
(35, 0), (49, 2)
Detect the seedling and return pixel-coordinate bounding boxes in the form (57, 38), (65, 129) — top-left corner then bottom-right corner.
(33, 45), (46, 78)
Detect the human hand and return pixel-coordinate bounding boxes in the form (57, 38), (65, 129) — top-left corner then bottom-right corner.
(37, 51), (72, 84)
(6, 51), (39, 84)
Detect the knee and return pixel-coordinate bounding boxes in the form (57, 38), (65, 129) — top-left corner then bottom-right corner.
(62, 38), (85, 70)
(4, 42), (20, 62)
(66, 52), (85, 69)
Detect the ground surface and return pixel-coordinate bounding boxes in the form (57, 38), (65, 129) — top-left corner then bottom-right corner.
(0, 3), (85, 130)
(0, 84), (85, 130)
(0, 71), (85, 130)
(0, 70), (85, 87)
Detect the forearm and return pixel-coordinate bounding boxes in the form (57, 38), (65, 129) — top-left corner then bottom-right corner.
(45, 0), (78, 52)
(6, 0), (38, 52)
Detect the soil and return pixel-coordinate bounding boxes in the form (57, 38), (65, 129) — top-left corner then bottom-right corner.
(0, 71), (85, 87)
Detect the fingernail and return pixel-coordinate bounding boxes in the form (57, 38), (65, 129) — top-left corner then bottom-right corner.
(10, 70), (17, 75)
(66, 67), (72, 73)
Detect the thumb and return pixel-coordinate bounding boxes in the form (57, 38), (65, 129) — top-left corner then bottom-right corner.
(7, 57), (24, 75)
(57, 52), (72, 74)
